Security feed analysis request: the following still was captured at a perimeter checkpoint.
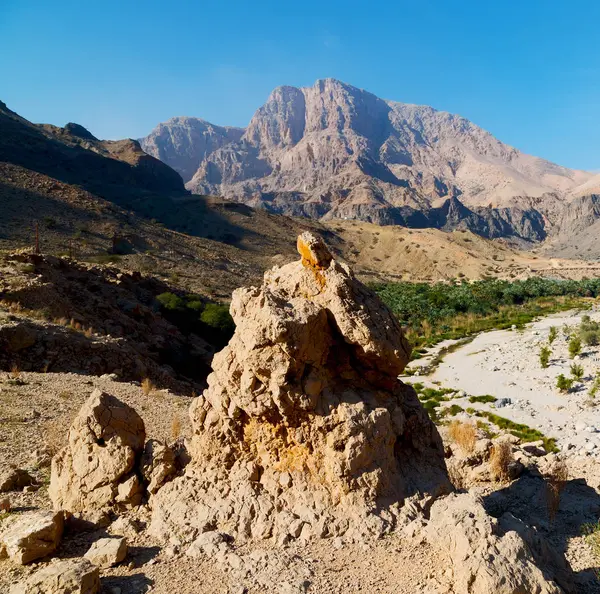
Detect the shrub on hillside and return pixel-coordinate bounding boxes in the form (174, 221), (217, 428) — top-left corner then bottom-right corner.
(570, 363), (584, 381)
(156, 292), (184, 311)
(568, 336), (582, 359)
(539, 345), (551, 369)
(548, 326), (558, 344)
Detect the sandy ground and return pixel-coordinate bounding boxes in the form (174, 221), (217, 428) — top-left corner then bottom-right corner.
(408, 306), (600, 454)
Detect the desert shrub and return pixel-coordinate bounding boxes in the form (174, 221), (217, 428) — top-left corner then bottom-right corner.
(545, 458), (568, 522)
(582, 329), (600, 346)
(141, 377), (155, 395)
(583, 521), (600, 559)
(156, 292), (184, 311)
(540, 345), (551, 369)
(569, 336), (582, 359)
(489, 440), (514, 482)
(590, 375), (600, 399)
(548, 326), (558, 344)
(570, 363), (584, 381)
(171, 415), (182, 441)
(448, 421), (477, 455)
(556, 374), (574, 393)
(200, 303), (234, 334)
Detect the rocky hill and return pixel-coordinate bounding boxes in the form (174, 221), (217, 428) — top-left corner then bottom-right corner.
(141, 79), (600, 244)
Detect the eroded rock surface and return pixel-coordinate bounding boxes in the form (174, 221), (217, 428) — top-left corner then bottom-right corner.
(49, 390), (145, 512)
(0, 510), (63, 564)
(151, 232), (449, 544)
(9, 558), (100, 594)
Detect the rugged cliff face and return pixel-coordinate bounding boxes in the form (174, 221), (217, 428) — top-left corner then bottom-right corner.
(140, 78), (596, 242)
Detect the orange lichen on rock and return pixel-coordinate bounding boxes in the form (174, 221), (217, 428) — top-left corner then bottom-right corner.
(297, 232), (332, 270)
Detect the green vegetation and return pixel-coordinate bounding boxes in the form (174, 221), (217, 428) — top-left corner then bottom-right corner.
(570, 363), (584, 381)
(87, 254), (122, 265)
(548, 326), (558, 344)
(413, 385), (455, 422)
(470, 410), (558, 452)
(568, 336), (582, 359)
(371, 277), (598, 351)
(539, 345), (551, 369)
(582, 521), (600, 558)
(468, 394), (497, 404)
(155, 292), (234, 347)
(556, 374), (574, 393)
(580, 314), (600, 346)
(590, 375), (600, 399)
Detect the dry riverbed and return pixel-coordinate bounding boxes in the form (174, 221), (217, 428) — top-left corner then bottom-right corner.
(405, 306), (600, 455)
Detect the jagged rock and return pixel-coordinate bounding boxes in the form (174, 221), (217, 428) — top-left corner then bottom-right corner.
(425, 493), (566, 594)
(0, 510), (63, 564)
(150, 233), (449, 544)
(84, 536), (127, 568)
(9, 558), (100, 594)
(0, 466), (34, 492)
(49, 390), (145, 512)
(140, 440), (176, 494)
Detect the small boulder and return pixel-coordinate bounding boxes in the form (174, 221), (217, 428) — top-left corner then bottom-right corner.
(0, 510), (64, 564)
(84, 536), (127, 568)
(140, 440), (176, 494)
(0, 466), (34, 493)
(9, 558), (99, 594)
(49, 390), (145, 512)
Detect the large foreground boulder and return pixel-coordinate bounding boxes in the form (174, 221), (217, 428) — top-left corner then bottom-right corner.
(49, 390), (145, 512)
(150, 233), (450, 544)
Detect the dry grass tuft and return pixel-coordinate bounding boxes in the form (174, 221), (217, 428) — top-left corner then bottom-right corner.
(448, 421), (477, 455)
(9, 364), (21, 380)
(141, 377), (155, 396)
(489, 440), (514, 482)
(171, 415), (182, 441)
(546, 458), (569, 522)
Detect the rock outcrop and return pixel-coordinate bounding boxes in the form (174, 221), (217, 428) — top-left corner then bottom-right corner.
(150, 232), (450, 544)
(425, 493), (569, 593)
(84, 536), (128, 568)
(0, 511), (63, 564)
(49, 390), (145, 512)
(9, 558), (100, 594)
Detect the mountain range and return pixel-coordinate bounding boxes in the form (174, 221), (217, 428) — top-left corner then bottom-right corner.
(140, 78), (600, 245)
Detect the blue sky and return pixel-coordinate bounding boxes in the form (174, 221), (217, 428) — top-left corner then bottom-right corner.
(2, 0), (600, 170)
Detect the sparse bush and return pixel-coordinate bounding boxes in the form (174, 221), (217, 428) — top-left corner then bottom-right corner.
(556, 374), (574, 393)
(540, 345), (551, 369)
(9, 364), (20, 379)
(569, 336), (582, 359)
(141, 378), (155, 395)
(590, 375), (600, 399)
(570, 363), (584, 381)
(156, 292), (184, 311)
(448, 421), (477, 455)
(200, 303), (234, 334)
(583, 520), (600, 559)
(548, 326), (558, 344)
(582, 329), (600, 346)
(545, 458), (568, 522)
(489, 440), (514, 482)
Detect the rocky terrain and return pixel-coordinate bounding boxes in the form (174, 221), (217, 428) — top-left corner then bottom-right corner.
(141, 79), (600, 250)
(1, 233), (599, 593)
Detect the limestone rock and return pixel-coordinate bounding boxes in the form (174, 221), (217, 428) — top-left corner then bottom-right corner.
(0, 466), (34, 492)
(151, 233), (449, 544)
(0, 510), (63, 564)
(84, 536), (127, 568)
(49, 390), (145, 512)
(425, 493), (566, 594)
(9, 558), (100, 594)
(140, 439), (176, 494)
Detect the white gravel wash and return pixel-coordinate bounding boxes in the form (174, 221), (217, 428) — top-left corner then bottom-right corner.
(415, 307), (600, 454)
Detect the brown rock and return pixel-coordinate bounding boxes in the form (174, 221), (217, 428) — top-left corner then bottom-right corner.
(140, 440), (176, 495)
(84, 536), (127, 568)
(49, 390), (145, 512)
(151, 233), (448, 544)
(0, 510), (63, 564)
(0, 466), (34, 493)
(9, 558), (99, 594)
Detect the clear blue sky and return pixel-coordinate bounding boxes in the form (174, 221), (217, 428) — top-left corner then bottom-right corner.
(2, 0), (600, 169)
